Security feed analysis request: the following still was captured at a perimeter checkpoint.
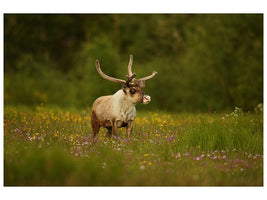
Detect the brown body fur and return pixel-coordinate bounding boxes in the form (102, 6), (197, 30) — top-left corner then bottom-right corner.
(91, 88), (143, 137)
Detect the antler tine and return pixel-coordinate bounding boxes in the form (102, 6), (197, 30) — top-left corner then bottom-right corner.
(127, 54), (133, 77)
(138, 71), (158, 81)
(126, 73), (136, 86)
(95, 60), (126, 85)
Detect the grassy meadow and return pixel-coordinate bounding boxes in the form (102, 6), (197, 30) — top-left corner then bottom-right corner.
(4, 105), (263, 186)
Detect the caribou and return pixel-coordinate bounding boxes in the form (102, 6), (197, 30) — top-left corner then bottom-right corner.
(91, 55), (157, 138)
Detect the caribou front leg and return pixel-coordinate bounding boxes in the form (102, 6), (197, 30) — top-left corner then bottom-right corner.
(112, 120), (118, 137)
(126, 121), (134, 137)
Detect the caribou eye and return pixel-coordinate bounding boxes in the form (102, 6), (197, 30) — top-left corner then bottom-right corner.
(130, 88), (136, 94)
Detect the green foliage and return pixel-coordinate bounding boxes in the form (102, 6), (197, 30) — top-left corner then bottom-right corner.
(180, 14), (263, 111)
(4, 54), (77, 107)
(4, 14), (263, 112)
(69, 35), (121, 107)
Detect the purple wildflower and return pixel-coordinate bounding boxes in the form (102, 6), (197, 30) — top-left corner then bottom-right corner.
(195, 157), (200, 161)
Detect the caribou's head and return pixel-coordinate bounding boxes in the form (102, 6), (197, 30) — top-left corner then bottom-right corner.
(95, 55), (157, 105)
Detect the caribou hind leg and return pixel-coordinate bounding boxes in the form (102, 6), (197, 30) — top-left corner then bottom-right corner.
(106, 127), (112, 137)
(91, 111), (100, 137)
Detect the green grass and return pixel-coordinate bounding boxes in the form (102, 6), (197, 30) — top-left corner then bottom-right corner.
(4, 106), (263, 186)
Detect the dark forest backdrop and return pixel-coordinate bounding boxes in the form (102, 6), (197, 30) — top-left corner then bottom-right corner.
(4, 14), (263, 112)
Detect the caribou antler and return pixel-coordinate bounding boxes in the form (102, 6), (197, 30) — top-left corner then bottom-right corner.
(138, 71), (158, 81)
(96, 60), (136, 86)
(127, 54), (134, 77)
(96, 60), (126, 85)
(126, 54), (157, 88)
(126, 73), (136, 86)
(96, 55), (157, 88)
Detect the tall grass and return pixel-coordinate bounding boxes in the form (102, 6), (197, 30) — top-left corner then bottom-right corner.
(4, 106), (263, 186)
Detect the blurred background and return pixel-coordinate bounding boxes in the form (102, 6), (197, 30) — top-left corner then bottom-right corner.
(4, 14), (263, 112)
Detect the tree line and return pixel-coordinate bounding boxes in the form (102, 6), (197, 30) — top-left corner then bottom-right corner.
(4, 14), (263, 112)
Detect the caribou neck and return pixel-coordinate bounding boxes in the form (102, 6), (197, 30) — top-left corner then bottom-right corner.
(119, 90), (136, 111)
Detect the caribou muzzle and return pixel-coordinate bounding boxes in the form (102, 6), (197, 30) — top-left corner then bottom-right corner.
(142, 94), (151, 104)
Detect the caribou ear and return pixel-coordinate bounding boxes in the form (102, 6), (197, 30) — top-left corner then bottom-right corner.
(136, 79), (145, 88)
(122, 85), (127, 94)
